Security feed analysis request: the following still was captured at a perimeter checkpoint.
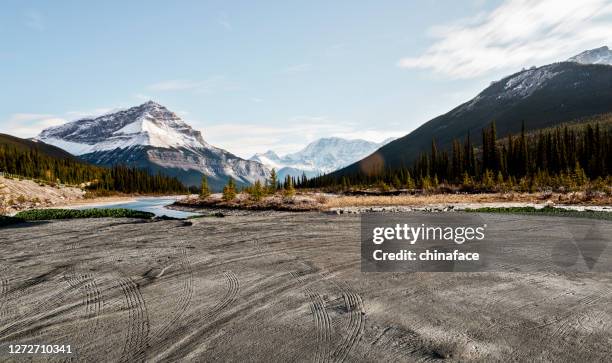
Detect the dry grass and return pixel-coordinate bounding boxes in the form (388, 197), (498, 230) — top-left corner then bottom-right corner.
(324, 192), (612, 208)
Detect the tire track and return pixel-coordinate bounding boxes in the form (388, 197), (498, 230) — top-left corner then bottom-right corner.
(151, 246), (194, 342)
(155, 271), (239, 362)
(204, 271), (240, 320)
(0, 270), (79, 342)
(304, 287), (332, 363)
(64, 273), (103, 339)
(0, 278), (9, 317)
(118, 277), (150, 363)
(331, 282), (365, 363)
(289, 260), (334, 363)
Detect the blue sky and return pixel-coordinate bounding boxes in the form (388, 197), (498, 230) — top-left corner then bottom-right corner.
(2, 0), (611, 158)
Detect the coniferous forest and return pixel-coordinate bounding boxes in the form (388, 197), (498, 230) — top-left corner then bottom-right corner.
(299, 120), (612, 193)
(0, 145), (187, 194)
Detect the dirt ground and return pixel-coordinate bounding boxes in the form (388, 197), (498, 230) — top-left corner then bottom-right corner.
(0, 213), (611, 362)
(0, 176), (142, 215)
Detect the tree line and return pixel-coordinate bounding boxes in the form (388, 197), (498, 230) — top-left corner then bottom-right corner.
(0, 145), (187, 194)
(298, 121), (611, 192)
(199, 168), (296, 201)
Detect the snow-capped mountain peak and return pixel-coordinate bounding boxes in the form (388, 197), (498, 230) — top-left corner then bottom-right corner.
(37, 101), (208, 155)
(250, 137), (395, 178)
(36, 101), (269, 188)
(568, 46), (612, 66)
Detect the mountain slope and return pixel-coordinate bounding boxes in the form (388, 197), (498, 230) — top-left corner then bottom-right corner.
(568, 46), (612, 65)
(250, 137), (395, 179)
(0, 133), (77, 160)
(331, 53), (612, 178)
(37, 101), (268, 189)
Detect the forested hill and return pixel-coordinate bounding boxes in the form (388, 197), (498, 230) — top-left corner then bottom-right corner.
(0, 134), (187, 194)
(330, 62), (612, 178)
(301, 116), (611, 191)
(0, 133), (76, 160)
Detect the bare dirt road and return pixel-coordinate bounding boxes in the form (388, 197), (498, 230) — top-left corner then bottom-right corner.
(0, 212), (611, 362)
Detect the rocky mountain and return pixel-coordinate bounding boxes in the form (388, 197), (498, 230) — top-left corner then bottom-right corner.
(37, 101), (269, 189)
(250, 137), (395, 179)
(568, 46), (612, 65)
(330, 46), (612, 177)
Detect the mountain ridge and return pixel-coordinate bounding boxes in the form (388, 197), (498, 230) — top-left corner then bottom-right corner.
(328, 47), (612, 178)
(37, 101), (268, 189)
(250, 136), (395, 179)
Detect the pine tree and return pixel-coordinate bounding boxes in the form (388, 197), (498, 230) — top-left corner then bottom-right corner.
(283, 175), (295, 197)
(200, 175), (210, 198)
(405, 172), (415, 189)
(268, 168), (278, 194)
(222, 177), (237, 201)
(249, 180), (264, 201)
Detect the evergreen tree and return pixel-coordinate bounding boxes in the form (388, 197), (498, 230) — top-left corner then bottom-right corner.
(283, 175), (295, 197)
(222, 177), (237, 201)
(268, 168), (278, 194)
(200, 175), (210, 198)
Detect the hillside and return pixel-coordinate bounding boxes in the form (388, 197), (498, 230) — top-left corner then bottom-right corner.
(0, 133), (76, 160)
(0, 133), (187, 195)
(332, 61), (612, 177)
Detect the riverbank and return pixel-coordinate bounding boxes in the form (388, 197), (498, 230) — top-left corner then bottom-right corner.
(172, 191), (612, 215)
(0, 175), (192, 215)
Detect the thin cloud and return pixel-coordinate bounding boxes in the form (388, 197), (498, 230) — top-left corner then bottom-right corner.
(4, 113), (66, 138)
(398, 0), (612, 78)
(196, 116), (407, 158)
(3, 107), (121, 138)
(65, 108), (114, 119)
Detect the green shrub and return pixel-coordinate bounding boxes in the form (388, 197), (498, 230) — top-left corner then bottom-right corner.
(15, 208), (154, 221)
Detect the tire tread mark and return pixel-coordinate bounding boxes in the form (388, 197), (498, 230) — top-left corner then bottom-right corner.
(118, 277), (150, 363)
(331, 282), (365, 363)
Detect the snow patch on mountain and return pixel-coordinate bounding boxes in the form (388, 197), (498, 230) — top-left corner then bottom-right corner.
(36, 101), (269, 187)
(250, 137), (395, 178)
(499, 67), (561, 100)
(568, 46), (612, 66)
(37, 101), (208, 155)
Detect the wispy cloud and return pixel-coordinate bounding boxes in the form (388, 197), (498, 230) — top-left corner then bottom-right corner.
(3, 107), (121, 138)
(398, 0), (612, 78)
(4, 113), (66, 138)
(65, 108), (115, 119)
(218, 12), (232, 31)
(198, 116), (406, 158)
(147, 76), (238, 93)
(24, 11), (45, 31)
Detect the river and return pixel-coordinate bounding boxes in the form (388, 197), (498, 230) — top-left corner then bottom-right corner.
(75, 197), (200, 218)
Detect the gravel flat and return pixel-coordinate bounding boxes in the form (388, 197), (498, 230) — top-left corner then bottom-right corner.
(0, 213), (610, 362)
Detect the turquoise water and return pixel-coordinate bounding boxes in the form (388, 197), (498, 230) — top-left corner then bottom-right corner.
(76, 197), (200, 218)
